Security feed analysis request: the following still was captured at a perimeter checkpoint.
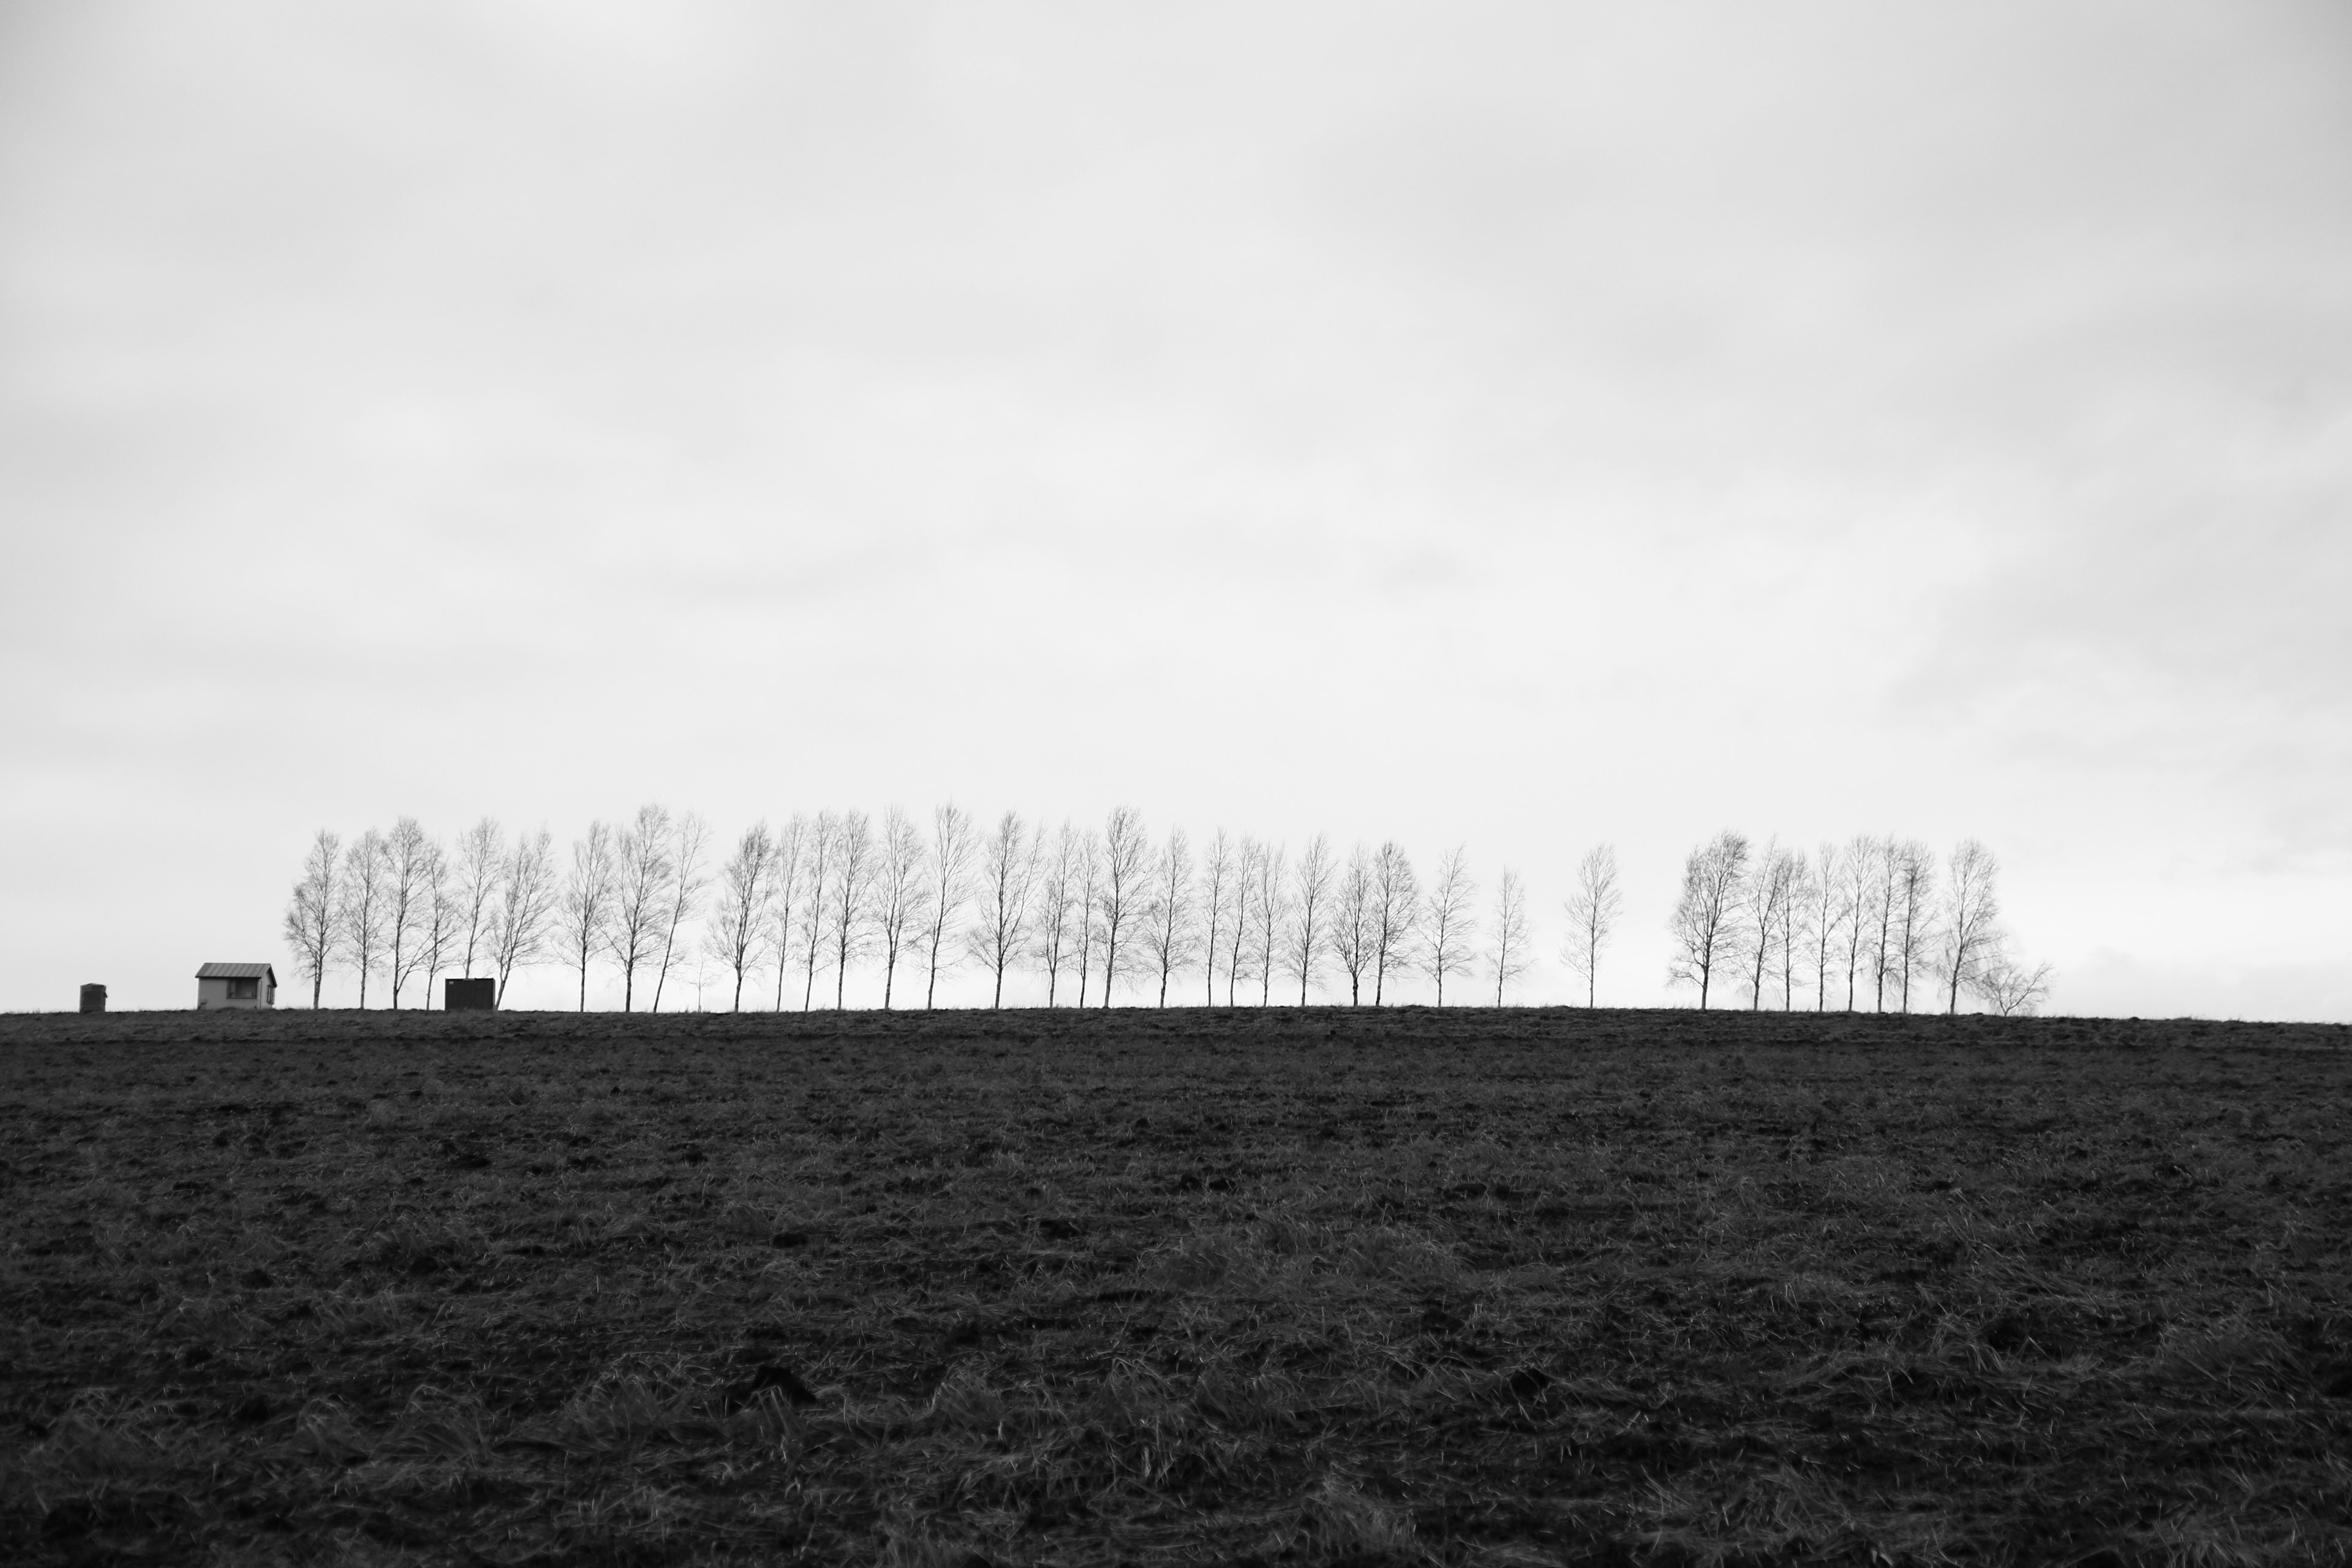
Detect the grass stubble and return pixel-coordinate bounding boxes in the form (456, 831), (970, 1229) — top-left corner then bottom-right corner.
(2, 1006), (2348, 1566)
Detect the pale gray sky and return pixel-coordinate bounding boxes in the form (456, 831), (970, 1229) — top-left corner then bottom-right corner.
(3, 1), (2348, 1016)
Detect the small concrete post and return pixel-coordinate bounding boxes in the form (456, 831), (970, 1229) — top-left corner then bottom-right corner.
(79, 984), (107, 1014)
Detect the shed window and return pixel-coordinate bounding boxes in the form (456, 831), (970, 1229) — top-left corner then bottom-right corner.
(227, 977), (258, 1000)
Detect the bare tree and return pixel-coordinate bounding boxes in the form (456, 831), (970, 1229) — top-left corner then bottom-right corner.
(338, 829), (390, 1009)
(1488, 868), (1532, 1005)
(1140, 826), (1196, 1005)
(282, 829), (342, 1008)
(1939, 839), (2002, 1014)
(795, 812), (835, 1009)
(1370, 841), (1420, 1005)
(706, 821), (774, 1011)
(1224, 837), (1262, 1005)
(1329, 845), (1377, 1005)
(561, 821), (619, 1012)
(416, 842), (454, 1009)
(919, 804), (977, 1008)
(1096, 806), (1150, 1008)
(827, 810), (876, 1008)
(1891, 839), (1938, 1014)
(1421, 845), (1477, 1006)
(607, 804), (674, 1012)
(1775, 849), (1813, 1011)
(766, 814), (806, 1010)
(967, 810), (1036, 1008)
(452, 817), (503, 979)
(489, 827), (557, 1007)
(1559, 843), (1621, 1008)
(1074, 829), (1104, 1007)
(1806, 842), (1845, 1012)
(1031, 821), (1081, 1006)
(382, 816), (436, 1009)
(650, 810), (710, 1012)
(1840, 834), (1879, 1011)
(1667, 830), (1748, 1009)
(1739, 840), (1801, 1009)
(1971, 953), (2054, 1016)
(1283, 834), (1335, 1004)
(1199, 829), (1237, 1006)
(1867, 834), (1901, 1011)
(1249, 840), (1287, 1005)
(872, 807), (930, 1008)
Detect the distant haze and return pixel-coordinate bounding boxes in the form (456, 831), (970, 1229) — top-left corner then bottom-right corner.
(2, 2), (2346, 1017)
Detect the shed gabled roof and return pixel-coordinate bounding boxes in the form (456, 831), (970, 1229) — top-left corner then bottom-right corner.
(195, 962), (277, 982)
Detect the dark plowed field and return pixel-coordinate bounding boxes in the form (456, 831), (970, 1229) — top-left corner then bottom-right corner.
(3, 1006), (2349, 1566)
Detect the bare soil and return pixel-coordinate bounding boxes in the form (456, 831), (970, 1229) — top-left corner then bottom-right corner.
(3, 1005), (2349, 1566)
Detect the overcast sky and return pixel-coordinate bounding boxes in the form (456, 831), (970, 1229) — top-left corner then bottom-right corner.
(2, 1), (2347, 1016)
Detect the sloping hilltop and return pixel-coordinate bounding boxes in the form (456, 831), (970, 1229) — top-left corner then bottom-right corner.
(2, 1006), (2348, 1565)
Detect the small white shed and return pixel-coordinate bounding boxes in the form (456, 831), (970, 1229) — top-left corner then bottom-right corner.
(196, 962), (277, 1010)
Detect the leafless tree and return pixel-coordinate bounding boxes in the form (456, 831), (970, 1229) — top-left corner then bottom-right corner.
(1775, 850), (1813, 1011)
(1096, 806), (1150, 1008)
(1141, 826), (1196, 1005)
(1891, 839), (1938, 1014)
(1938, 839), (2002, 1013)
(706, 821), (774, 1011)
(764, 814), (806, 1009)
(827, 810), (876, 1008)
(1806, 842), (1845, 1011)
(1737, 842), (1801, 1010)
(1421, 845), (1477, 1006)
(452, 817), (503, 979)
(606, 804), (674, 1012)
(1031, 821), (1081, 1006)
(1329, 845), (1377, 1005)
(1840, 833), (1879, 1011)
(1223, 837), (1262, 1005)
(872, 807), (930, 1009)
(1370, 841), (1420, 1005)
(338, 828), (390, 1009)
(1283, 834), (1335, 1004)
(382, 816), (437, 1009)
(1560, 843), (1621, 1008)
(1667, 830), (1748, 1009)
(919, 804), (977, 1009)
(1199, 829), (1237, 1006)
(416, 842), (455, 1009)
(794, 812), (835, 1009)
(282, 829), (342, 1008)
(1249, 840), (1287, 1005)
(1074, 828), (1104, 1006)
(1971, 953), (2054, 1016)
(1866, 834), (1902, 1011)
(489, 827), (557, 1006)
(1488, 868), (1532, 1005)
(650, 810), (710, 1012)
(561, 821), (619, 1012)
(967, 810), (1036, 1008)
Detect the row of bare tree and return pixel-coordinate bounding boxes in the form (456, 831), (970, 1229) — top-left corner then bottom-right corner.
(282, 806), (1602, 1011)
(280, 810), (704, 1010)
(282, 811), (2051, 1014)
(1665, 832), (2052, 1014)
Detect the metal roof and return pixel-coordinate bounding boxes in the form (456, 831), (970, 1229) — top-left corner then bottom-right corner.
(195, 962), (277, 981)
